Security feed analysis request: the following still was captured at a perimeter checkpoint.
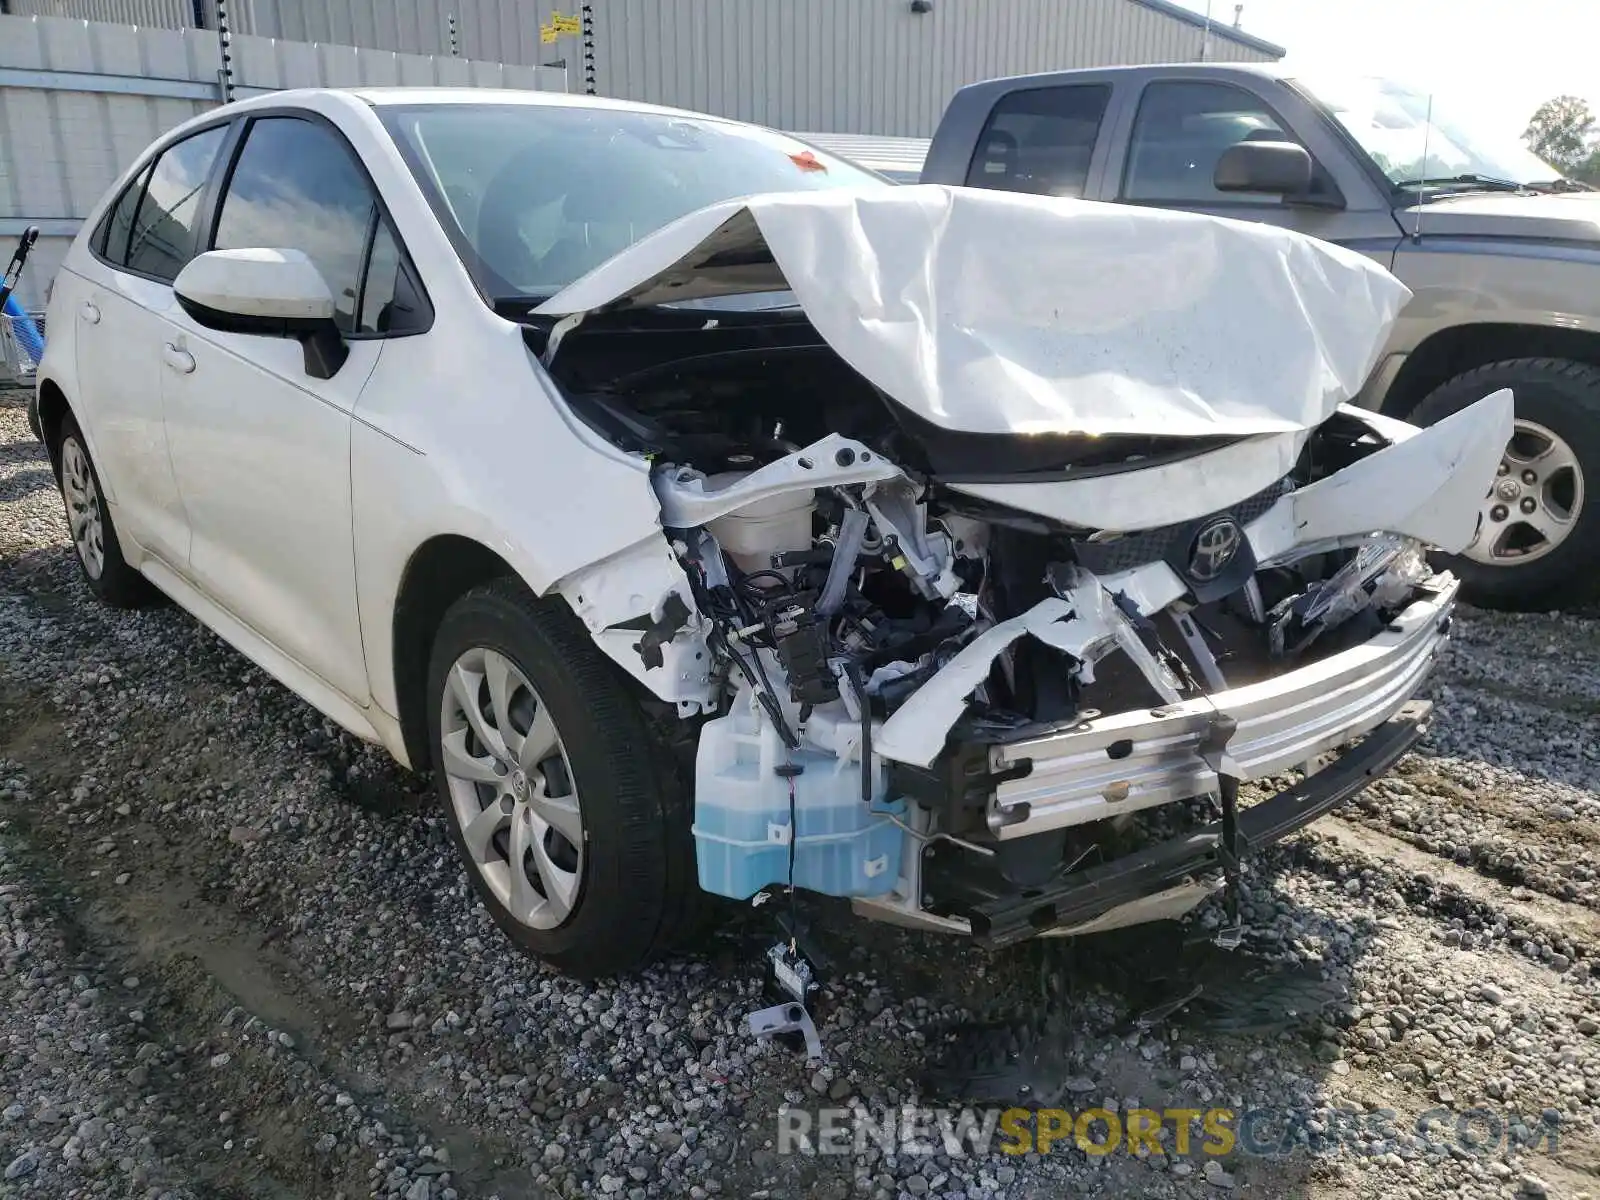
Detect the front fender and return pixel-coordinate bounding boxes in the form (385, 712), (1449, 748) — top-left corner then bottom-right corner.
(350, 319), (666, 720)
(1390, 239), (1600, 353)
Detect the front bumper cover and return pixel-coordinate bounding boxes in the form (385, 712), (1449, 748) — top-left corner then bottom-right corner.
(985, 574), (1456, 840)
(966, 698), (1432, 949)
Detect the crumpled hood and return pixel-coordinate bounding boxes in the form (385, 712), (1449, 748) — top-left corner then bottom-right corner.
(536, 184), (1412, 439)
(1397, 191), (1600, 242)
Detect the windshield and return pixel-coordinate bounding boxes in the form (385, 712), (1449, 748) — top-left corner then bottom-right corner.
(380, 102), (887, 305)
(1293, 74), (1563, 190)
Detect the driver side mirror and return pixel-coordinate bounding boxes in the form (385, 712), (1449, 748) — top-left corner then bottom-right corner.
(1213, 140), (1319, 201)
(173, 248), (349, 380)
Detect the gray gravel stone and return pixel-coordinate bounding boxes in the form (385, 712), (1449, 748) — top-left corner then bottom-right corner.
(1203, 1159), (1235, 1188)
(3, 383), (1600, 1200)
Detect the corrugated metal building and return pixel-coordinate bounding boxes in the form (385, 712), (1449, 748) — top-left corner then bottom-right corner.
(0, 0), (1284, 135)
(0, 12), (559, 315)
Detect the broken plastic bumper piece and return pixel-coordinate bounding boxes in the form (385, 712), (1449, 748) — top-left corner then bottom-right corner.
(748, 1000), (823, 1061)
(964, 698), (1433, 949)
(980, 574), (1455, 842)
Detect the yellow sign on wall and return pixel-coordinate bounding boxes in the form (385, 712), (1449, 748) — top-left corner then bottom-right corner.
(540, 22), (558, 42)
(552, 13), (581, 33)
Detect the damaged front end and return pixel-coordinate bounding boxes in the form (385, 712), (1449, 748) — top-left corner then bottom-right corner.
(535, 186), (1512, 950)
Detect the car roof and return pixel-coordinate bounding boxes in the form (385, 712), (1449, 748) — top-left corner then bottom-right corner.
(1077, 61), (1295, 79)
(959, 60), (1297, 93)
(224, 85), (751, 126)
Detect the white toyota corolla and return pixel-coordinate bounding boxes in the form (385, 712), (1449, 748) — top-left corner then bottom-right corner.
(32, 88), (1511, 980)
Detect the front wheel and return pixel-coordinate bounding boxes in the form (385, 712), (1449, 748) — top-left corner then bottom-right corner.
(425, 577), (701, 978)
(1409, 358), (1600, 612)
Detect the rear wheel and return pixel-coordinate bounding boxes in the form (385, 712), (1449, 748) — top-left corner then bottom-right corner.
(426, 577), (701, 978)
(1409, 358), (1600, 612)
(56, 416), (160, 608)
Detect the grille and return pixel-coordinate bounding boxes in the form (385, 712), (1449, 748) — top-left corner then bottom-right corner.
(1073, 477), (1291, 576)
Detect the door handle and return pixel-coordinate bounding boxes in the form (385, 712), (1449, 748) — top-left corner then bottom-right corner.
(80, 300), (101, 325)
(162, 342), (196, 375)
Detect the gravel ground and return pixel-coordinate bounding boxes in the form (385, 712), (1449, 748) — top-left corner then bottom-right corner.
(2, 381), (1599, 1199)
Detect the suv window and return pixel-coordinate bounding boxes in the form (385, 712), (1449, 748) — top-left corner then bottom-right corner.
(123, 126), (228, 280)
(964, 85), (1111, 198)
(213, 117), (384, 334)
(1123, 81), (1291, 205)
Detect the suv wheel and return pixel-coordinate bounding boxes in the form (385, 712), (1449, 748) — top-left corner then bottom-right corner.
(56, 416), (160, 608)
(425, 577), (701, 978)
(1410, 358), (1600, 612)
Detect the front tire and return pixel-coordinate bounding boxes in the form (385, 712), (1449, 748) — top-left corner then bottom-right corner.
(56, 416), (160, 609)
(426, 577), (700, 978)
(1409, 358), (1600, 612)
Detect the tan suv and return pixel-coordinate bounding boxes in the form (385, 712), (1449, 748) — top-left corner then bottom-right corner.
(923, 65), (1600, 612)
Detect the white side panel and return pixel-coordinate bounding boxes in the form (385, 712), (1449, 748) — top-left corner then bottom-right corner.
(160, 306), (376, 705)
(1292, 390), (1514, 553)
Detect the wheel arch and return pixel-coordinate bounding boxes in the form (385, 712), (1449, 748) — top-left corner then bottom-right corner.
(390, 534), (519, 770)
(1382, 323), (1600, 418)
(33, 378), (119, 506)
(35, 377), (73, 473)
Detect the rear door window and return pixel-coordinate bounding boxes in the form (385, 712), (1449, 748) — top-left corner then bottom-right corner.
(964, 85), (1112, 198)
(94, 163), (152, 264)
(124, 125), (229, 281)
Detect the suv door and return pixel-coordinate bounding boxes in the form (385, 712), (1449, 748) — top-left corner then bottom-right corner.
(157, 113), (413, 704)
(1108, 78), (1403, 264)
(72, 124), (231, 567)
(959, 83), (1115, 200)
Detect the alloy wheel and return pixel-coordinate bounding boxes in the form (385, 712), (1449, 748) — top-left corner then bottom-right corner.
(61, 437), (105, 580)
(438, 647), (585, 930)
(1467, 418), (1585, 567)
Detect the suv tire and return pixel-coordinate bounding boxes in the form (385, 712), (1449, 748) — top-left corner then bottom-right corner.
(1409, 357), (1600, 612)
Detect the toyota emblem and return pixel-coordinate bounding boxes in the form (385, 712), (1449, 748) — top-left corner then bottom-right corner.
(1188, 517), (1242, 583)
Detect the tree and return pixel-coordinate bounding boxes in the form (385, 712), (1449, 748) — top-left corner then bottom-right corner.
(1524, 95), (1596, 174)
(1581, 152), (1600, 185)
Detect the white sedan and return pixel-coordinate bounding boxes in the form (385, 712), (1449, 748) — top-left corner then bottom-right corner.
(33, 88), (1510, 979)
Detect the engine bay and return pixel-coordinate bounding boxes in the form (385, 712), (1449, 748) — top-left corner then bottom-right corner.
(535, 311), (1448, 922)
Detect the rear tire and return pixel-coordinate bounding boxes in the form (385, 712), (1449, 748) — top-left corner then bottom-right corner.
(1408, 358), (1600, 612)
(426, 577), (702, 979)
(55, 416), (161, 609)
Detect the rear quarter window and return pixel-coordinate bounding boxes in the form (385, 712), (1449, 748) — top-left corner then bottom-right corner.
(124, 125), (230, 281)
